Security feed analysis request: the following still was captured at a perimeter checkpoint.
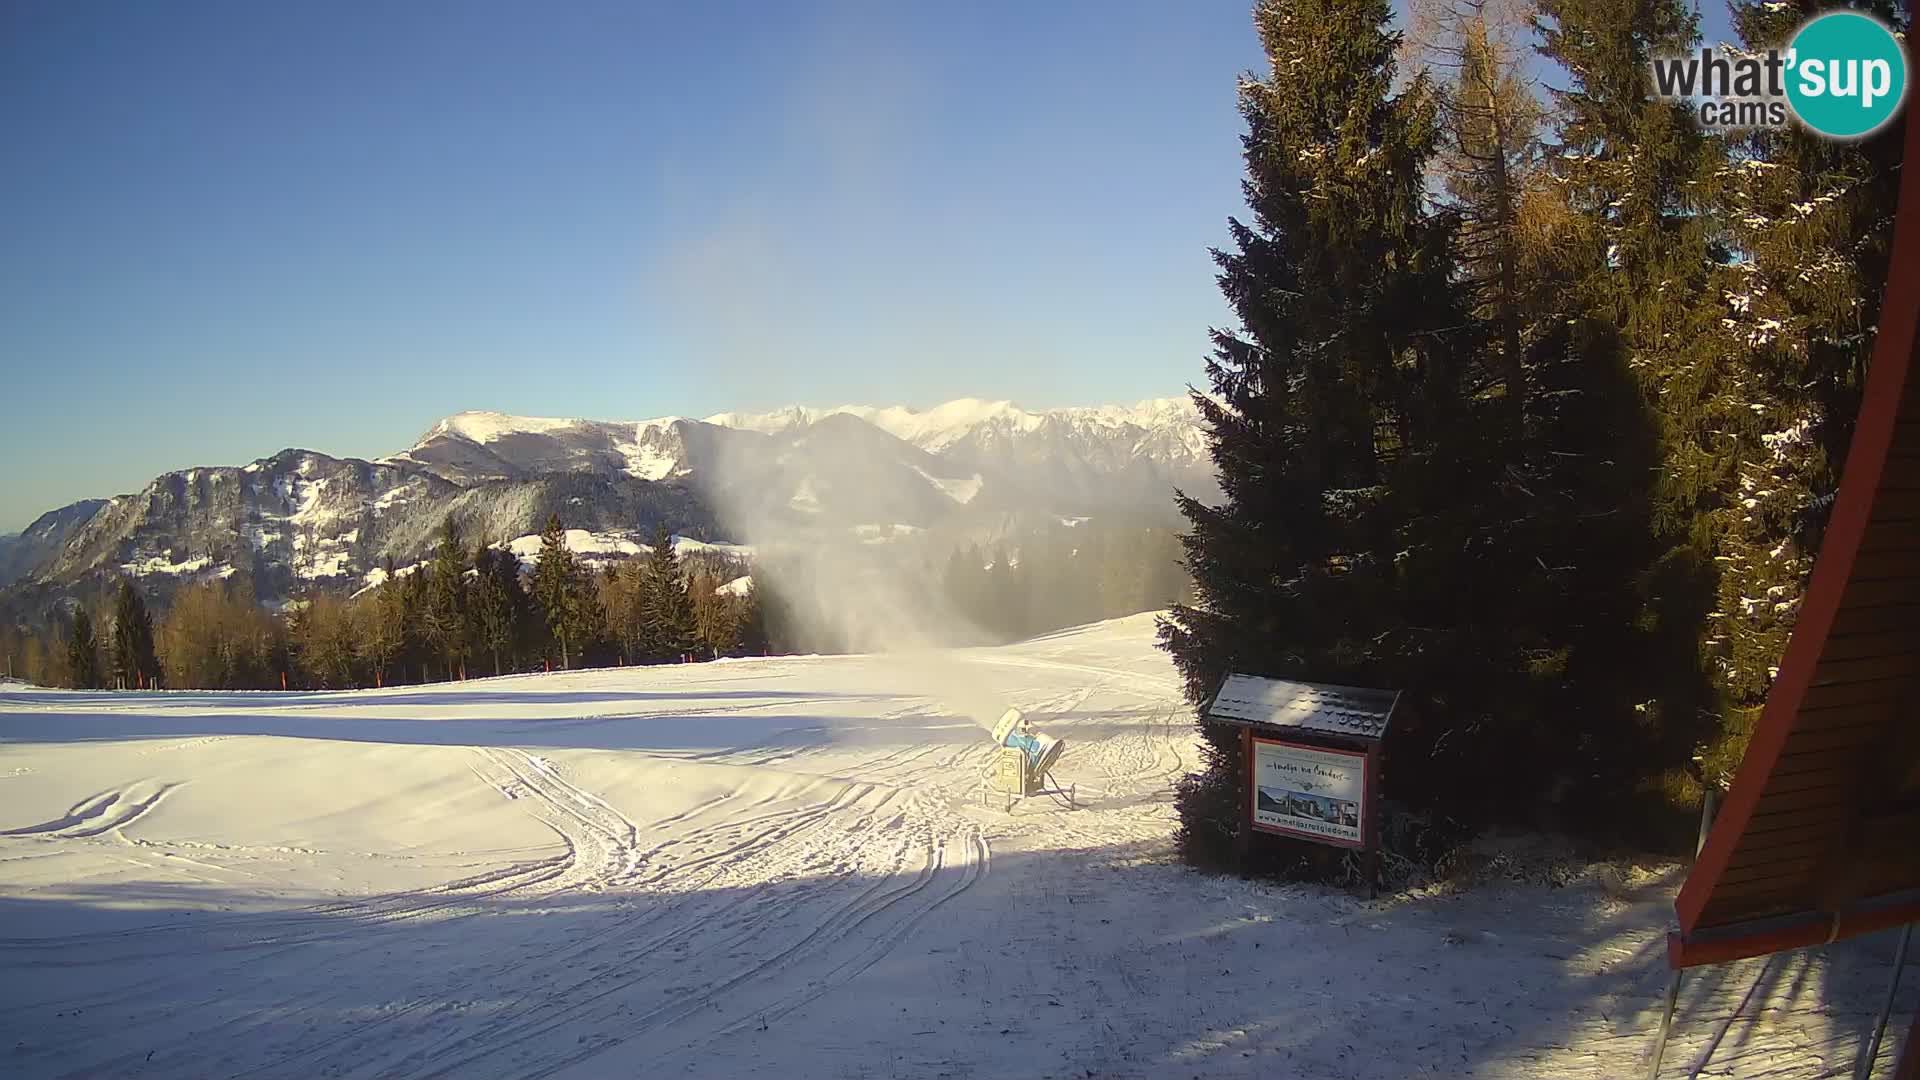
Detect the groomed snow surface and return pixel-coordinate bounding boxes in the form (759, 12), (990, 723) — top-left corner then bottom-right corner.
(1, 614), (1911, 1079)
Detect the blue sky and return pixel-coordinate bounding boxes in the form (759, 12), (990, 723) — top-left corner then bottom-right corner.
(0, 1), (1271, 529)
(0, 1), (1736, 531)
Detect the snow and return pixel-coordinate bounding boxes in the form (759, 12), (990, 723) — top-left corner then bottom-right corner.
(355, 562), (422, 595)
(2, 615), (1907, 1080)
(716, 574), (753, 596)
(860, 398), (1044, 449)
(430, 410), (592, 444)
(501, 531), (752, 567)
(420, 413), (690, 482)
(670, 536), (752, 559)
(358, 532), (748, 588)
(704, 397), (1204, 456)
(852, 523), (921, 544)
(912, 465), (983, 504)
(507, 529), (645, 563)
(1762, 418), (1814, 458)
(699, 404), (815, 434)
(300, 545), (352, 580)
(789, 476), (823, 512)
(372, 486), (414, 513)
(705, 398), (1040, 447)
(1748, 318), (1784, 346)
(121, 552), (212, 577)
(618, 429), (682, 482)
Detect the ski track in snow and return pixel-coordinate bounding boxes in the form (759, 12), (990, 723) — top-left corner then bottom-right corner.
(1, 781), (185, 840)
(1, 613), (1912, 1079)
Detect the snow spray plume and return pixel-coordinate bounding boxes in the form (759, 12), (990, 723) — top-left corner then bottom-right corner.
(708, 439), (1010, 734)
(658, 18), (1010, 733)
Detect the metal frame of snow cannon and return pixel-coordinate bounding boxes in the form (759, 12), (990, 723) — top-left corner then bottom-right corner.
(982, 708), (1076, 812)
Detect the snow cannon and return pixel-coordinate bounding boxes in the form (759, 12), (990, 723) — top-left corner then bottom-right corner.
(984, 708), (1074, 810)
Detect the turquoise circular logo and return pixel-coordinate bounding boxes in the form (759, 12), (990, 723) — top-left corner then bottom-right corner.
(1786, 11), (1908, 139)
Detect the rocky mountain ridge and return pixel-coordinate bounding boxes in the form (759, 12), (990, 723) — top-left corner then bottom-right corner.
(1, 396), (1214, 616)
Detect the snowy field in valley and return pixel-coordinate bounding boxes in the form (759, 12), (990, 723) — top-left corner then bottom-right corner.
(1, 614), (1911, 1079)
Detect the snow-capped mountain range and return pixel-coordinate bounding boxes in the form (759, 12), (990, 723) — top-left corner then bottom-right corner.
(393, 397), (1210, 502)
(390, 397), (1212, 527)
(0, 397), (1214, 614)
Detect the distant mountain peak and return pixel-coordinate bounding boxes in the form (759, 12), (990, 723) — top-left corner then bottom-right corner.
(2, 393), (1216, 616)
(400, 397), (1212, 510)
(699, 395), (1202, 449)
(417, 410), (685, 450)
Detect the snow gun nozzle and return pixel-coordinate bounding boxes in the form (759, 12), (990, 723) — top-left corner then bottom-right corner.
(990, 708), (1026, 746)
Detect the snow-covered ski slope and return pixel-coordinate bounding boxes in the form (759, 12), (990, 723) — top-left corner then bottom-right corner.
(1, 614), (1910, 1078)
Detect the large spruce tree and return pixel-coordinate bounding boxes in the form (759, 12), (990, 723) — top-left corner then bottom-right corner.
(529, 514), (590, 669)
(1699, 0), (1909, 784)
(1159, 0), (1480, 871)
(109, 579), (158, 690)
(1402, 0), (1695, 838)
(1536, 0), (1740, 815)
(642, 525), (698, 661)
(472, 544), (529, 677)
(66, 609), (102, 690)
(421, 516), (473, 681)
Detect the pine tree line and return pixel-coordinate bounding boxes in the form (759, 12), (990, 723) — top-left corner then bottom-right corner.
(15, 513), (771, 691)
(941, 523), (1192, 643)
(1163, 0), (1907, 875)
(6, 515), (1187, 689)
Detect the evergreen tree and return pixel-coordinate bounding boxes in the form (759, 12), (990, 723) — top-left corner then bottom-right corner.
(1698, 0), (1909, 784)
(983, 545), (1023, 641)
(735, 580), (770, 656)
(529, 514), (590, 669)
(1157, 0), (1476, 871)
(108, 578), (158, 690)
(643, 525), (698, 660)
(420, 516), (472, 681)
(1536, 0), (1733, 808)
(1099, 533), (1152, 618)
(472, 545), (527, 677)
(360, 559), (409, 686)
(1401, 0), (1684, 834)
(942, 544), (988, 639)
(403, 560), (433, 683)
(1067, 529), (1109, 626)
(65, 609), (102, 689)
(1141, 528), (1193, 610)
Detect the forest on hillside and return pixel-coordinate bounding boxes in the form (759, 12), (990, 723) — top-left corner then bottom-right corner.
(3, 516), (1191, 692)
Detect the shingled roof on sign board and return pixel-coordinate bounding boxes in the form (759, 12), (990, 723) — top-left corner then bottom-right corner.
(1205, 674), (1399, 739)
